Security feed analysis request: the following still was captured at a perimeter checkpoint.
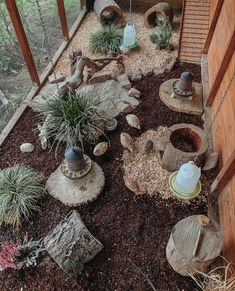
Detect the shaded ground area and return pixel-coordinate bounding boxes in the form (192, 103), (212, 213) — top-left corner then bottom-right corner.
(0, 62), (214, 290)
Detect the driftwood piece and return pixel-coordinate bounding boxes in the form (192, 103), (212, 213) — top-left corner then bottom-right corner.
(58, 55), (124, 96)
(144, 2), (174, 28)
(94, 0), (125, 27)
(44, 210), (103, 276)
(166, 215), (222, 276)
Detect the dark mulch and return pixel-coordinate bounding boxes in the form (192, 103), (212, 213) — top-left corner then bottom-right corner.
(0, 62), (214, 291)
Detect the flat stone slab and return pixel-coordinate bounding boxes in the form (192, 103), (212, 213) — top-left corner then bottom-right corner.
(46, 161), (105, 206)
(159, 78), (203, 115)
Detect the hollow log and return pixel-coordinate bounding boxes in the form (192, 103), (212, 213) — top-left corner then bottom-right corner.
(44, 210), (103, 276)
(144, 2), (174, 28)
(94, 0), (125, 27)
(166, 215), (222, 276)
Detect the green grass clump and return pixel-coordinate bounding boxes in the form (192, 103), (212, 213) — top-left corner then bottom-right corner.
(150, 22), (172, 50)
(31, 90), (105, 149)
(90, 25), (123, 55)
(0, 165), (44, 229)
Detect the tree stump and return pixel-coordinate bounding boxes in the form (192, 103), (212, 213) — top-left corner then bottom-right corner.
(144, 2), (174, 28)
(166, 215), (222, 276)
(44, 211), (103, 276)
(160, 123), (208, 172)
(94, 0), (125, 27)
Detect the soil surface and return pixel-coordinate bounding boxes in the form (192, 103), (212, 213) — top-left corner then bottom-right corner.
(0, 62), (215, 291)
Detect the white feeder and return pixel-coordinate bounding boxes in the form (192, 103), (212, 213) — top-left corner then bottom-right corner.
(123, 23), (137, 48)
(169, 161), (201, 199)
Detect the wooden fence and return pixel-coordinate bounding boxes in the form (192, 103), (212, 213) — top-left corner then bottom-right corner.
(204, 0), (235, 265)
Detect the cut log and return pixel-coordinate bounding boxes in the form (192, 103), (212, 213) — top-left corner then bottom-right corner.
(166, 215), (222, 276)
(94, 0), (125, 27)
(144, 2), (174, 28)
(44, 210), (103, 276)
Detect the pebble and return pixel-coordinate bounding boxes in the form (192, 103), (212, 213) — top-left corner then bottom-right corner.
(20, 143), (34, 153)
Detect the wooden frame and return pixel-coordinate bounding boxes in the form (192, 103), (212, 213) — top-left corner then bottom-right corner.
(203, 0), (224, 54)
(5, 0), (40, 86)
(57, 0), (69, 40)
(206, 31), (235, 106)
(177, 0), (185, 59)
(0, 6), (87, 147)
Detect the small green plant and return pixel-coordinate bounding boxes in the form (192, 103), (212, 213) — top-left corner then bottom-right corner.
(150, 22), (172, 50)
(30, 90), (106, 149)
(90, 25), (123, 55)
(0, 165), (44, 229)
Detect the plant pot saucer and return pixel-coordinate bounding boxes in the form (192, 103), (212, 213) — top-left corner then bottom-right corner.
(168, 171), (201, 200)
(61, 154), (92, 180)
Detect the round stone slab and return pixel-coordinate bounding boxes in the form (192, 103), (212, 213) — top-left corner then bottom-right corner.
(159, 78), (203, 115)
(46, 161), (105, 206)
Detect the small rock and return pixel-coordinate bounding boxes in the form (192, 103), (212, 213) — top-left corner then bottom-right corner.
(154, 68), (165, 76)
(20, 143), (34, 153)
(89, 72), (112, 84)
(128, 88), (141, 98)
(162, 56), (177, 72)
(120, 132), (134, 152)
(141, 68), (153, 77)
(130, 69), (142, 82)
(122, 96), (139, 107)
(126, 114), (141, 130)
(48, 73), (66, 84)
(117, 74), (131, 89)
(144, 140), (154, 154)
(203, 153), (219, 171)
(93, 142), (109, 156)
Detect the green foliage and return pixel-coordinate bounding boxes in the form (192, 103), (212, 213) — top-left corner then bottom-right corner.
(150, 22), (172, 50)
(0, 165), (44, 229)
(30, 90), (105, 149)
(90, 25), (123, 55)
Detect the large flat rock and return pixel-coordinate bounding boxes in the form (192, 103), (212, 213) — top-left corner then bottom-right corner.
(46, 161), (105, 206)
(159, 79), (203, 115)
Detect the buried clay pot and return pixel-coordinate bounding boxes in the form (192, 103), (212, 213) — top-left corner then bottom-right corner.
(104, 118), (118, 131)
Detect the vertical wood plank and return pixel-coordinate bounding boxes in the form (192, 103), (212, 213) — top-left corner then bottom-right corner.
(206, 31), (235, 106)
(4, 0), (40, 86)
(57, 0), (69, 40)
(210, 150), (235, 197)
(203, 0), (224, 54)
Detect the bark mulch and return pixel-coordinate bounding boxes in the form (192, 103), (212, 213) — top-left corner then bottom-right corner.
(0, 62), (215, 291)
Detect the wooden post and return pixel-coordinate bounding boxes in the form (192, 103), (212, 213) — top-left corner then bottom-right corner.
(177, 0), (185, 59)
(210, 149), (235, 197)
(203, 0), (224, 54)
(57, 0), (69, 40)
(206, 31), (235, 106)
(4, 0), (40, 86)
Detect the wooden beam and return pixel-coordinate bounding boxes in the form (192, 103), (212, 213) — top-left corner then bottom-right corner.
(0, 7), (87, 148)
(57, 0), (69, 40)
(206, 31), (235, 106)
(4, 0), (40, 86)
(203, 0), (224, 54)
(210, 149), (235, 197)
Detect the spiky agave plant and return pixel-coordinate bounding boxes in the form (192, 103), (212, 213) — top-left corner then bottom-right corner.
(0, 165), (44, 229)
(150, 22), (172, 50)
(90, 25), (123, 55)
(31, 90), (105, 150)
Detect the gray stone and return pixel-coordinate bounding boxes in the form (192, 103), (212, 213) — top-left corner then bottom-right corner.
(141, 68), (153, 77)
(203, 153), (219, 171)
(44, 210), (103, 276)
(163, 56), (177, 72)
(89, 72), (112, 84)
(154, 67), (165, 76)
(128, 88), (141, 98)
(123, 96), (139, 107)
(130, 69), (142, 82)
(117, 74), (131, 89)
(20, 143), (34, 153)
(48, 73), (66, 84)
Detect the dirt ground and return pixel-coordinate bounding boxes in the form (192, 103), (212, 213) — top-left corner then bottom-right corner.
(0, 62), (215, 291)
